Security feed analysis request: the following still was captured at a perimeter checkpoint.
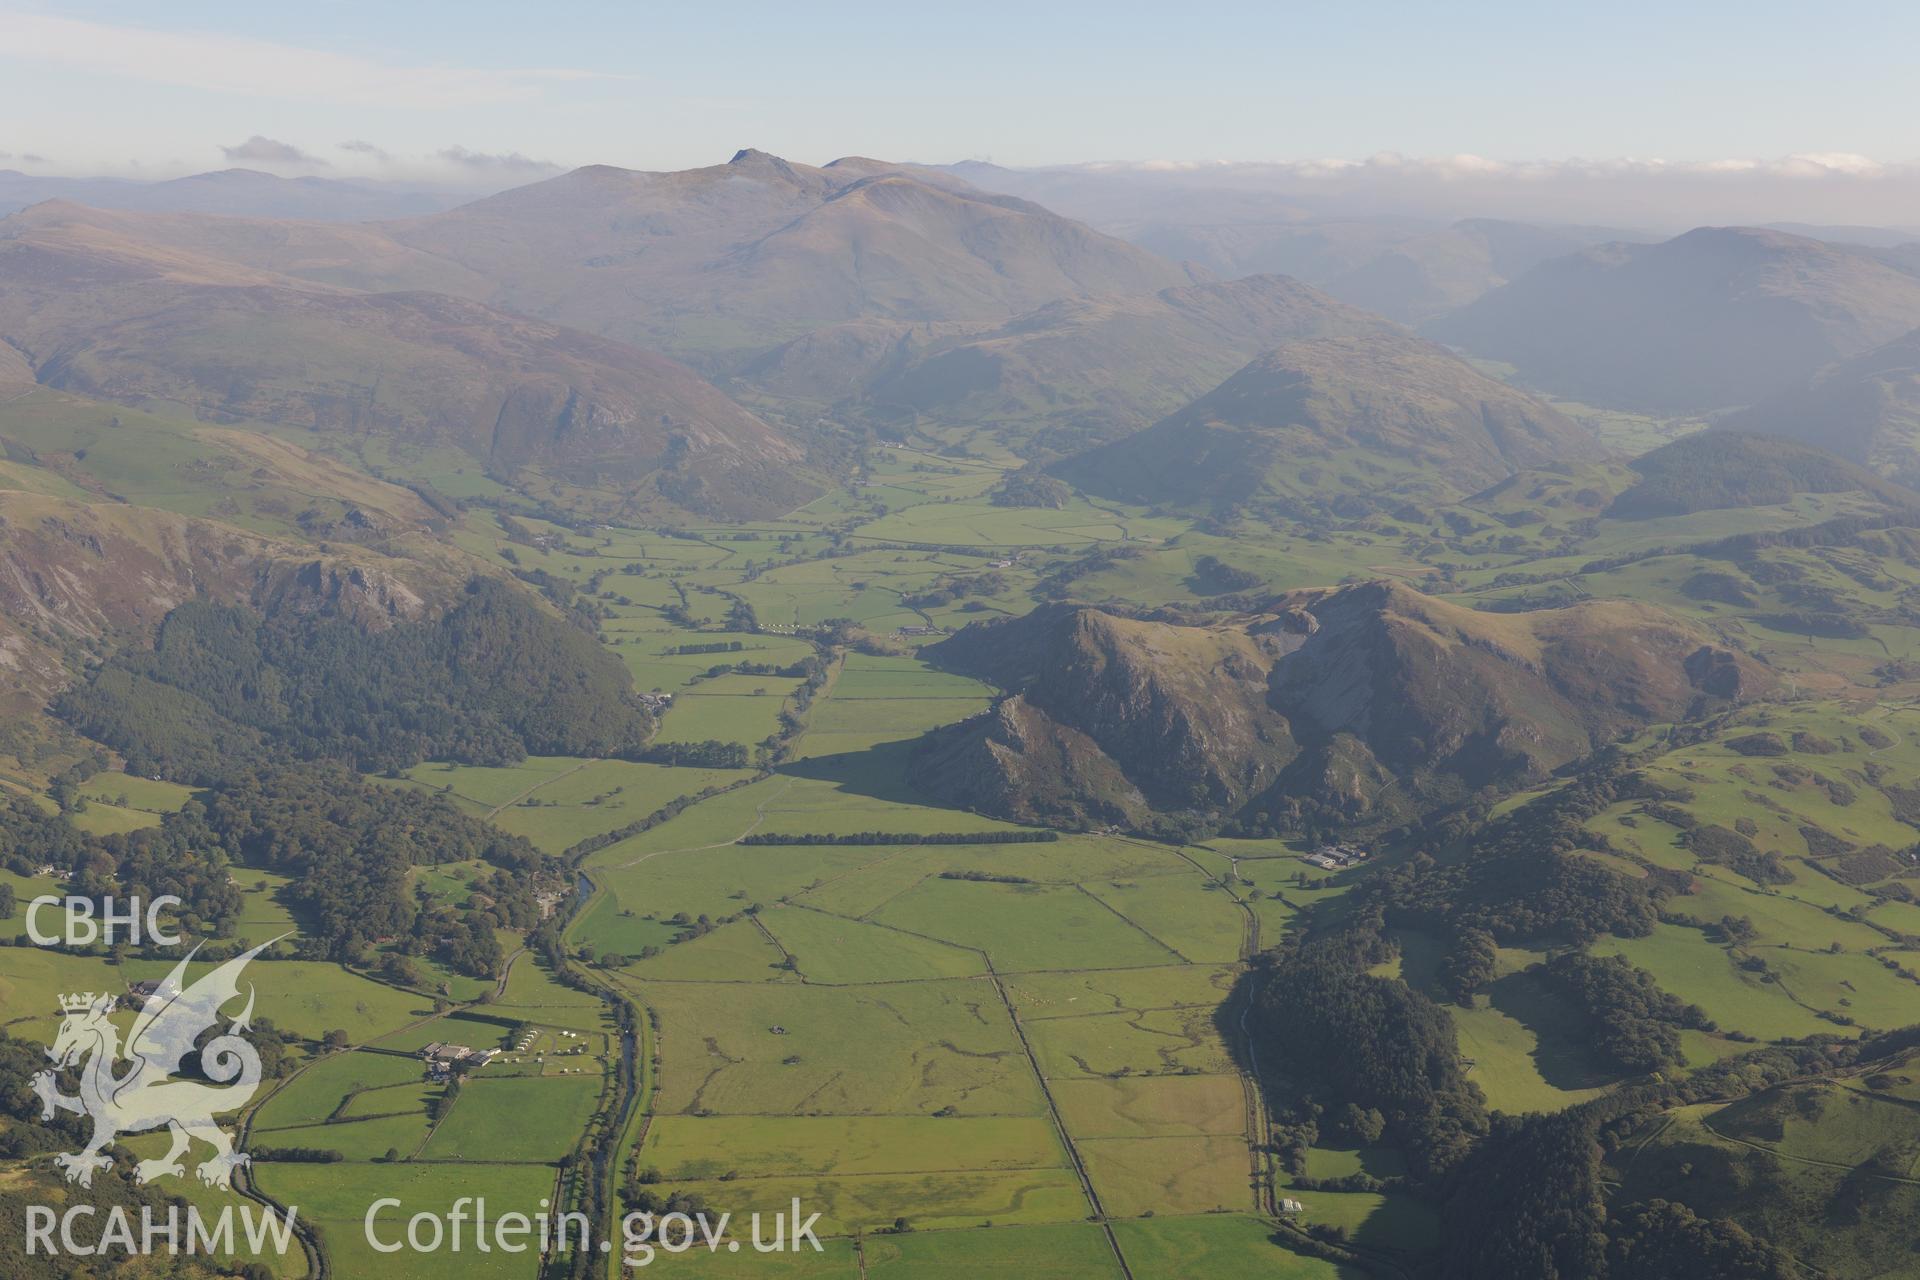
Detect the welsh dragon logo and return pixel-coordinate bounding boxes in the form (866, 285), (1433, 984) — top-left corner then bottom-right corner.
(31, 936), (285, 1189)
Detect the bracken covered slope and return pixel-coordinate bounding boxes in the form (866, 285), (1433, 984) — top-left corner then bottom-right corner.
(908, 582), (1770, 831)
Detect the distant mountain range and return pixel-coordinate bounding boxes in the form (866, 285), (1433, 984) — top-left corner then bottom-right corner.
(20, 152), (1920, 517)
(0, 201), (817, 519)
(743, 274), (1390, 450)
(0, 167), (462, 221)
(16, 151), (1194, 369)
(1430, 226), (1920, 412)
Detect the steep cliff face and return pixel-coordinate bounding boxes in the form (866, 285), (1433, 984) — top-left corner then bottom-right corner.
(909, 584), (1770, 831)
(913, 604), (1296, 823)
(0, 492), (451, 714)
(908, 695), (1153, 828)
(1256, 581), (1772, 822)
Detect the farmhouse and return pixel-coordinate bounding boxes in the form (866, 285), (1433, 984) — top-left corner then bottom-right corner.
(1305, 842), (1370, 871)
(122, 979), (169, 1011)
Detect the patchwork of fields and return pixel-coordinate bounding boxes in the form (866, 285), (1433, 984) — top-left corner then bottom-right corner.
(8, 430), (1920, 1277)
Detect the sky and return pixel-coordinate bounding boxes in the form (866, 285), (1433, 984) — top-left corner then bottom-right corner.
(2, 0), (1918, 222)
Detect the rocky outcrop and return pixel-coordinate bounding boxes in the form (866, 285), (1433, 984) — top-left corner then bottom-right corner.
(909, 583), (1770, 832)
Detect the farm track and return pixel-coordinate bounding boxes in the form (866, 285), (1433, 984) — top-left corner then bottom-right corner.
(610, 774), (797, 868)
(486, 759), (594, 820)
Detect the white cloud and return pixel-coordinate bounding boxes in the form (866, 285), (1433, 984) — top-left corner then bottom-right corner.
(221, 135), (324, 167)
(0, 13), (614, 109)
(979, 153), (1920, 232)
(436, 146), (561, 176)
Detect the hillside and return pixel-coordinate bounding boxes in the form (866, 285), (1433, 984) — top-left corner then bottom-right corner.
(1056, 329), (1600, 514)
(908, 582), (1765, 832)
(0, 167), (455, 221)
(387, 151), (1193, 360)
(908, 603), (1296, 828)
(0, 210), (819, 519)
(749, 274), (1391, 451)
(1723, 326), (1920, 486)
(1430, 226), (1920, 412)
(1605, 430), (1920, 518)
(1319, 217), (1647, 323)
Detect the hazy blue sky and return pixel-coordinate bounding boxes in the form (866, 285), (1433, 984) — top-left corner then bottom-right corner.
(2, 0), (1916, 178)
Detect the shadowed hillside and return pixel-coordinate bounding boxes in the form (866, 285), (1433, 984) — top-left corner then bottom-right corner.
(743, 273), (1391, 450)
(1431, 226), (1920, 412)
(907, 582), (1766, 833)
(0, 206), (819, 518)
(1725, 326), (1920, 486)
(1056, 329), (1600, 514)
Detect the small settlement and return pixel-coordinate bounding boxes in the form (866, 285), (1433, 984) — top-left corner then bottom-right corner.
(1304, 842), (1370, 872)
(420, 1041), (499, 1083)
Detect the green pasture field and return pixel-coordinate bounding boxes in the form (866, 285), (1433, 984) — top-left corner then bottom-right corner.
(863, 1223), (1124, 1278)
(254, 1050), (426, 1128)
(73, 770), (197, 812)
(0, 867), (59, 930)
(1003, 965), (1242, 1019)
(622, 918), (796, 982)
(486, 759), (754, 853)
(1079, 1133), (1254, 1215)
(1589, 924), (1839, 1042)
(1758, 947), (1920, 1029)
(570, 890), (688, 958)
(634, 1239), (861, 1277)
(870, 879), (1184, 972)
(257, 1161), (561, 1280)
(66, 800), (164, 835)
(663, 1168), (1091, 1237)
(252, 1111), (435, 1162)
(756, 905), (987, 983)
(796, 695), (991, 757)
(640, 1114), (1067, 1180)
(653, 689), (792, 749)
(378, 1011), (521, 1056)
(1672, 876), (1887, 953)
(1111, 1214), (1365, 1279)
(596, 840), (905, 926)
(338, 1080), (438, 1119)
(1715, 1081), (1920, 1169)
(850, 495), (1183, 549)
(1050, 1074), (1249, 1139)
(113, 957), (428, 1043)
(788, 853), (941, 919)
(492, 953), (610, 1029)
(1082, 877), (1249, 964)
(391, 756), (587, 811)
(1023, 1005), (1236, 1079)
(406, 859), (491, 908)
(1275, 1184), (1442, 1253)
(420, 1074), (605, 1162)
(639, 978), (1044, 1118)
(1609, 1100), (1920, 1278)
(1448, 990), (1614, 1113)
(229, 866), (302, 935)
